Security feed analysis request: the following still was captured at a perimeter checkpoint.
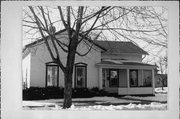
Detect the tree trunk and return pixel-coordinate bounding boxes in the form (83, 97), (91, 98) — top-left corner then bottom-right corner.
(63, 71), (73, 108)
(161, 79), (164, 90)
(63, 36), (78, 109)
(159, 76), (164, 90)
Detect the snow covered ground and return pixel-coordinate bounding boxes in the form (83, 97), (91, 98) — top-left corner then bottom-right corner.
(23, 101), (167, 110)
(23, 87), (167, 110)
(155, 87), (168, 94)
(23, 94), (167, 110)
(123, 94), (167, 103)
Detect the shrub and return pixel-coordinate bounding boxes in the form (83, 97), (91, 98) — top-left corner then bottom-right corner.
(23, 87), (64, 100)
(72, 88), (94, 98)
(23, 87), (111, 100)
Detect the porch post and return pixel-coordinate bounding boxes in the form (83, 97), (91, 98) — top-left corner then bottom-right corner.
(127, 69), (129, 95)
(152, 69), (155, 94)
(142, 70), (144, 86)
(99, 67), (103, 89)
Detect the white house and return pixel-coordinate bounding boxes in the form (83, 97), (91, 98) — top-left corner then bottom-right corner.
(22, 29), (157, 95)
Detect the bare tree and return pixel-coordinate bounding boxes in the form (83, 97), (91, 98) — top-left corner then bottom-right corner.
(156, 56), (167, 90)
(23, 6), (167, 108)
(158, 56), (167, 74)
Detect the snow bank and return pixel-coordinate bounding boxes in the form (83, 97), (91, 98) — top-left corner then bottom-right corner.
(155, 87), (168, 94)
(124, 94), (167, 102)
(33, 96), (141, 104)
(23, 102), (167, 110)
(67, 102), (167, 110)
(23, 94), (167, 110)
(23, 101), (55, 107)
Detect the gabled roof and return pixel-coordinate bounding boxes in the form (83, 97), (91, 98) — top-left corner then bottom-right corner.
(23, 29), (148, 55)
(23, 29), (67, 52)
(23, 29), (106, 52)
(93, 40), (148, 55)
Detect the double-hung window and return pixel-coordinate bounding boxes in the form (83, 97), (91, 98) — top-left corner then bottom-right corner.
(46, 62), (59, 87)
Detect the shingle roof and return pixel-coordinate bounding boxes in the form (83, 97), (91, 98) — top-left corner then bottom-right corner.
(93, 40), (148, 55)
(96, 60), (156, 67)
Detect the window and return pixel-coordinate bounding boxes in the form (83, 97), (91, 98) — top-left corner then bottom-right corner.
(46, 63), (59, 87)
(130, 69), (138, 87)
(102, 68), (107, 87)
(75, 63), (87, 88)
(143, 70), (152, 87)
(109, 69), (119, 87)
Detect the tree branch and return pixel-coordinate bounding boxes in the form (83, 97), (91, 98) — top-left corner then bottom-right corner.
(75, 6), (84, 36)
(81, 6), (111, 24)
(29, 6), (56, 64)
(58, 6), (68, 30)
(77, 9), (102, 44)
(91, 27), (165, 33)
(91, 7), (134, 30)
(39, 6), (49, 30)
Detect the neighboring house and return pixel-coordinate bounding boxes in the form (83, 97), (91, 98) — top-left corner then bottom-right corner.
(23, 29), (157, 95)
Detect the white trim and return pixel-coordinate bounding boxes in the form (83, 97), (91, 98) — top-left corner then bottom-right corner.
(102, 52), (147, 55)
(98, 67), (103, 89)
(127, 69), (129, 95)
(96, 65), (156, 70)
(152, 69), (155, 95)
(142, 70), (144, 86)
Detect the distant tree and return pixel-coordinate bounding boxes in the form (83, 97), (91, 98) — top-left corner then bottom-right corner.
(156, 56), (167, 89)
(23, 6), (167, 108)
(157, 56), (167, 74)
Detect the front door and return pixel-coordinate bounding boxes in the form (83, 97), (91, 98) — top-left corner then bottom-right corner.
(75, 66), (86, 88)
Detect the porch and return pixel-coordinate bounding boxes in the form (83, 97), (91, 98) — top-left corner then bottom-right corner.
(96, 61), (156, 95)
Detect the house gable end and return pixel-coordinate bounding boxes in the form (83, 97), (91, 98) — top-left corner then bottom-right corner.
(23, 29), (106, 56)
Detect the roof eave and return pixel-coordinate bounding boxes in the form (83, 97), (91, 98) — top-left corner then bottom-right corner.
(102, 52), (149, 55)
(96, 63), (157, 68)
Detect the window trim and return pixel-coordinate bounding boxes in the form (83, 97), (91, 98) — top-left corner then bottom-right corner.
(74, 62), (87, 88)
(45, 62), (59, 87)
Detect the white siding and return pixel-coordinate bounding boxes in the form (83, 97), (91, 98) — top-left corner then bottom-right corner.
(22, 54), (31, 88)
(30, 44), (51, 87)
(74, 41), (101, 88)
(26, 33), (101, 88)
